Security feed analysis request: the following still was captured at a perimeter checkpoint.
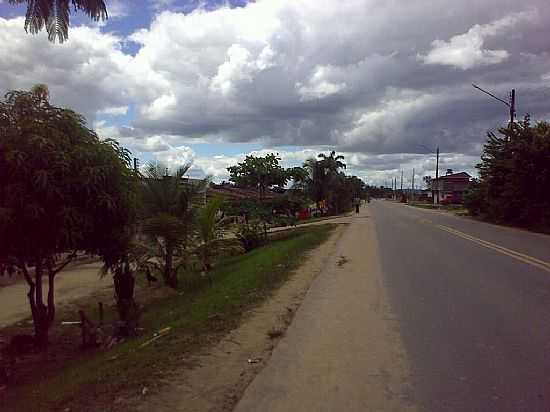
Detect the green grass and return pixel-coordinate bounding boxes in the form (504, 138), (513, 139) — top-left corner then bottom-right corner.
(294, 213), (349, 226)
(408, 202), (467, 212)
(4, 224), (336, 412)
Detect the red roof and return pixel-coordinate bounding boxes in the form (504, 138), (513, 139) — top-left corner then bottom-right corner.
(207, 184), (282, 200)
(434, 172), (471, 181)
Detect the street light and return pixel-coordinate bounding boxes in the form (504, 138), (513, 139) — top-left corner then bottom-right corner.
(472, 84), (515, 129)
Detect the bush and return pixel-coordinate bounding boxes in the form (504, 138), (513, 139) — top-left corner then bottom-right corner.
(236, 223), (266, 252)
(463, 181), (485, 216)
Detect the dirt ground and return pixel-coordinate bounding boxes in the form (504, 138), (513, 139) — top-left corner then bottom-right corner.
(116, 223), (349, 412)
(0, 258), (112, 329)
(0, 280), (174, 401)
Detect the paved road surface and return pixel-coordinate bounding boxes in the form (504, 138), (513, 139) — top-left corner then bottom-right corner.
(235, 200), (550, 411)
(371, 200), (550, 411)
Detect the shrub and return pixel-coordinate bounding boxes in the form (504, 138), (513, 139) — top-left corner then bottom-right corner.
(236, 223), (266, 252)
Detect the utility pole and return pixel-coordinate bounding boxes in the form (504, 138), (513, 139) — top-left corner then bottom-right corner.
(438, 146), (439, 204)
(411, 168), (415, 203)
(472, 84), (516, 130)
(509, 89), (516, 129)
(400, 170), (403, 192)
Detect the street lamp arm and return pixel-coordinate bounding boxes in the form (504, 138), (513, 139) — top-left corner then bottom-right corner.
(472, 84), (510, 107)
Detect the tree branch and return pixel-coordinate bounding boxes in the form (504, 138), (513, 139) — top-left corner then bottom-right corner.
(50, 250), (77, 278)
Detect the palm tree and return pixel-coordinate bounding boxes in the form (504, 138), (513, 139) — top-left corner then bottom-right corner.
(139, 163), (208, 288)
(317, 151), (347, 214)
(195, 197), (242, 282)
(9, 0), (107, 43)
(303, 158), (327, 209)
(318, 151), (346, 174)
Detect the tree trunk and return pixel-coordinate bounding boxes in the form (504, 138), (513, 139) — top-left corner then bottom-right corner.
(114, 263), (139, 337)
(33, 263), (50, 348)
(47, 271), (55, 324)
(164, 247), (177, 288)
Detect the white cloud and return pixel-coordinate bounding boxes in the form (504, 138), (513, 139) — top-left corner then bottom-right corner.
(98, 105), (129, 116)
(2, 1), (550, 182)
(0, 17), (134, 123)
(418, 11), (536, 69)
(297, 65), (347, 101)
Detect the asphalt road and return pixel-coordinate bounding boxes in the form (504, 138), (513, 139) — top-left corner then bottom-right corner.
(370, 200), (550, 411)
(234, 201), (550, 412)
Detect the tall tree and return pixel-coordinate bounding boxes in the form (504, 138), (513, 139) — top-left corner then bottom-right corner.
(465, 116), (550, 230)
(9, 0), (108, 43)
(227, 153), (289, 200)
(318, 151), (346, 174)
(0, 86), (137, 346)
(302, 151), (348, 213)
(303, 158), (327, 208)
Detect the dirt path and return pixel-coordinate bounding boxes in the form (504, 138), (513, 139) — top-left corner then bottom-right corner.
(0, 260), (112, 328)
(123, 222), (347, 412)
(234, 206), (417, 411)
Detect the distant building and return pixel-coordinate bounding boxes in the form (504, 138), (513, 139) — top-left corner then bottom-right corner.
(430, 171), (472, 204)
(207, 183), (284, 202)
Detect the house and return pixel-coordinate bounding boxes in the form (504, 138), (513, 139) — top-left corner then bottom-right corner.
(207, 183), (283, 202)
(430, 170), (472, 204)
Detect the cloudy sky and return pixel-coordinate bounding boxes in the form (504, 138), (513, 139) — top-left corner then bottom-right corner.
(1, 0), (549, 187)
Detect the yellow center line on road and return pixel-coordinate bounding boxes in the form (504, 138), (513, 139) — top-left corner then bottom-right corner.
(435, 224), (550, 274)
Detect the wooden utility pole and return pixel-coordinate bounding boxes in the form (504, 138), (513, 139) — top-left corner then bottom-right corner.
(509, 89), (516, 129)
(400, 170), (403, 191)
(411, 168), (415, 202)
(435, 146), (440, 204)
(472, 84), (516, 130)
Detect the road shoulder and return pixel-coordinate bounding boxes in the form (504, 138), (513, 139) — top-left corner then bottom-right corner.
(234, 207), (417, 412)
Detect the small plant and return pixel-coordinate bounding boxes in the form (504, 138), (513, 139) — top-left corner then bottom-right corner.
(195, 197), (243, 280)
(236, 222), (266, 252)
(267, 327), (284, 339)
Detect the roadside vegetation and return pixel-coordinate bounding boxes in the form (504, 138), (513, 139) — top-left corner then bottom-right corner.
(0, 84), (352, 409)
(1, 224), (335, 411)
(464, 116), (550, 233)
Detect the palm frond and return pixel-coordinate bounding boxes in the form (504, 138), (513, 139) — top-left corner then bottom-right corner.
(9, 0), (107, 43)
(198, 196), (224, 243)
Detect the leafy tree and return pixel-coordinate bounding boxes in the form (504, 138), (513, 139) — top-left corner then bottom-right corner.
(227, 154), (289, 200)
(9, 0), (108, 43)
(139, 163), (208, 288)
(0, 86), (137, 346)
(465, 116), (550, 230)
(287, 166), (309, 190)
